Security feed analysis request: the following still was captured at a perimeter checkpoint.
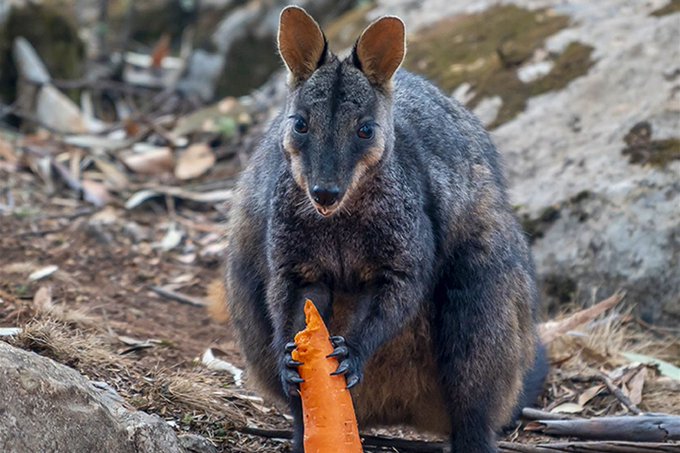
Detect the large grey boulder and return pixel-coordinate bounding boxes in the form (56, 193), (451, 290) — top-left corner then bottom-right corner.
(370, 0), (680, 322)
(0, 341), (191, 453)
(492, 1), (680, 322)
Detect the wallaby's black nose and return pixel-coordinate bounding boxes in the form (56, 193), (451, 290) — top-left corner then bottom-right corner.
(311, 185), (340, 207)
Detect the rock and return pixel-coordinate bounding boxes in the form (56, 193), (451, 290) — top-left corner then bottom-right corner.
(357, 0), (680, 321)
(179, 434), (218, 453)
(489, 0), (680, 322)
(12, 37), (50, 85)
(211, 0), (354, 97)
(472, 96), (503, 127)
(177, 50), (225, 102)
(0, 3), (84, 103)
(0, 341), (193, 453)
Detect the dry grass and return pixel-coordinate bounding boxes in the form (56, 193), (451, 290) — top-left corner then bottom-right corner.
(12, 318), (113, 368)
(543, 304), (680, 416)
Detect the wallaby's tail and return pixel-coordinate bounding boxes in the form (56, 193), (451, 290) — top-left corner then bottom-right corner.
(207, 278), (230, 323)
(505, 340), (549, 430)
(520, 341), (549, 409)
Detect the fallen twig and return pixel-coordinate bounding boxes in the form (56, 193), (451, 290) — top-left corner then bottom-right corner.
(235, 425), (680, 452)
(597, 371), (642, 415)
(498, 441), (680, 453)
(149, 286), (207, 307)
(522, 407), (576, 421)
(525, 415), (680, 442)
(236, 426), (446, 452)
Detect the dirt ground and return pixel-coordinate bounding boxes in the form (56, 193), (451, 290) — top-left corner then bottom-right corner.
(0, 177), (234, 366)
(1, 143), (679, 452)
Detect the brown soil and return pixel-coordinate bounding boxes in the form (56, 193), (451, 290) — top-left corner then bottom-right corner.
(1, 141), (678, 452)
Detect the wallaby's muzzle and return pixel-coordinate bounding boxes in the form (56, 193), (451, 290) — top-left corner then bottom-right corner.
(311, 185), (340, 207)
(309, 184), (343, 216)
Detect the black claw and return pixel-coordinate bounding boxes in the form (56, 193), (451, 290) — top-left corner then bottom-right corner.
(327, 346), (348, 359)
(331, 361), (350, 376)
(346, 374), (360, 389)
(286, 359), (303, 368)
(284, 368), (304, 384)
(329, 336), (345, 347)
(285, 342), (297, 352)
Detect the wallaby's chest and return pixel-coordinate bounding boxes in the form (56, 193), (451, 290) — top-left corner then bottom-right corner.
(267, 175), (424, 289)
(280, 219), (383, 291)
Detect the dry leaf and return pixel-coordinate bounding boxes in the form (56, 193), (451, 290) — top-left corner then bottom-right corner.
(622, 352), (680, 381)
(578, 384), (605, 407)
(0, 137), (18, 164)
(201, 348), (244, 386)
(151, 33), (171, 69)
(123, 119), (142, 137)
(627, 367), (647, 405)
(174, 144), (216, 180)
(120, 147), (174, 175)
(29, 265), (58, 281)
(159, 224), (183, 251)
(82, 179), (112, 207)
(217, 97), (238, 114)
(93, 158), (129, 190)
(550, 402), (584, 414)
(33, 285), (53, 312)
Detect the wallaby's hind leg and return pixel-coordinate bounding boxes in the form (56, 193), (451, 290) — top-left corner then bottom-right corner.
(507, 341), (548, 427)
(289, 398), (304, 453)
(432, 262), (534, 453)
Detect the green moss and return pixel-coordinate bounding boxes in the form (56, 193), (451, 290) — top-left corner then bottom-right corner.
(527, 42), (593, 96)
(0, 4), (84, 102)
(404, 5), (594, 128)
(651, 0), (680, 16)
(649, 138), (680, 166)
(570, 190), (591, 204)
(622, 121), (680, 167)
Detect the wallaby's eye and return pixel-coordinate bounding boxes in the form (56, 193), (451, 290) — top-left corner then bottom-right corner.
(293, 117), (309, 134)
(357, 123), (374, 140)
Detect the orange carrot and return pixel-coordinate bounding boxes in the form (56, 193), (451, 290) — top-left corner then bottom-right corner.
(292, 300), (362, 453)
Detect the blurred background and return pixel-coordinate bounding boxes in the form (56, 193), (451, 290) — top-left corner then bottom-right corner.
(0, 1), (678, 452)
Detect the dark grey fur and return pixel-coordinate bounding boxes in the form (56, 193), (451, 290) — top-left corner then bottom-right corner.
(224, 11), (547, 453)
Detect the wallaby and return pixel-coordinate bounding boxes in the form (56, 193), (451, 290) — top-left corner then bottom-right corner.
(223, 6), (548, 452)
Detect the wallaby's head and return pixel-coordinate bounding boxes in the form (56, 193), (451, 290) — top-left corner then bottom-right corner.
(277, 6), (405, 217)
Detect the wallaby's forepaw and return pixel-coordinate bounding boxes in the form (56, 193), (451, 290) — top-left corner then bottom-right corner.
(282, 341), (304, 398)
(328, 336), (363, 389)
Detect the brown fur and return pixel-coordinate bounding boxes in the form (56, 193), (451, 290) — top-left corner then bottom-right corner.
(351, 313), (450, 433)
(354, 17), (406, 86)
(282, 134), (306, 189)
(206, 278), (229, 323)
(278, 7), (327, 86)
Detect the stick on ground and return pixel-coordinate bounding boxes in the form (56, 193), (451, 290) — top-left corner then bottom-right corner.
(525, 415), (680, 442)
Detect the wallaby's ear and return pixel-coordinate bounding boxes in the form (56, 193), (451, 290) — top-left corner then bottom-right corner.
(278, 6), (328, 85)
(352, 16), (406, 87)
